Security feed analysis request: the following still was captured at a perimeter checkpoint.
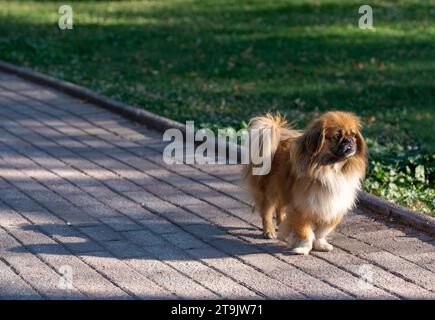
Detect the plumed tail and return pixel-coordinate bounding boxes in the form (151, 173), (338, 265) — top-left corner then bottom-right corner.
(247, 113), (293, 161)
(241, 113), (295, 212)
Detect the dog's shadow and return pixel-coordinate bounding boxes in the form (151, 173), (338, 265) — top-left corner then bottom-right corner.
(9, 222), (294, 261)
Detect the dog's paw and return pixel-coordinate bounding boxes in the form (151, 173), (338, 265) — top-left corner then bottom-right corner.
(291, 246), (311, 255)
(263, 230), (277, 239)
(313, 239), (333, 252)
(291, 240), (313, 255)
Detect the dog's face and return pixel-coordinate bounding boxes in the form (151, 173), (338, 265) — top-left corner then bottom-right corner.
(303, 111), (367, 164)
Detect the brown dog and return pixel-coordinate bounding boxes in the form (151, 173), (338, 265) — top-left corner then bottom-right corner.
(242, 111), (367, 255)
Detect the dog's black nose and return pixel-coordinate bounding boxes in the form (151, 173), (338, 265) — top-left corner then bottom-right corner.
(342, 137), (352, 145)
(339, 137), (355, 156)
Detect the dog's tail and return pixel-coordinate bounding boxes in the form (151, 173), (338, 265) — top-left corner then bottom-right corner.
(247, 113), (292, 161)
(241, 113), (294, 212)
(241, 113), (293, 209)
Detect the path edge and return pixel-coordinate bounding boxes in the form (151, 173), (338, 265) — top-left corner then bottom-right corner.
(0, 61), (185, 133)
(1, 60), (433, 236)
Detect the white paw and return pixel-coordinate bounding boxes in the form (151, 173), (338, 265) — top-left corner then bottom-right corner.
(291, 240), (313, 255)
(291, 246), (311, 255)
(313, 239), (334, 252)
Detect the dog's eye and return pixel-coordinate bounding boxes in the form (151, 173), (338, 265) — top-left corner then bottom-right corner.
(334, 131), (342, 140)
(352, 131), (357, 138)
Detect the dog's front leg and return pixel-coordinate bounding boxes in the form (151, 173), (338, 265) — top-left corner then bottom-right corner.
(312, 218), (341, 252)
(278, 213), (314, 255)
(291, 224), (314, 255)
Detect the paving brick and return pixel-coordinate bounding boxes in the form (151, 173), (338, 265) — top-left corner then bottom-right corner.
(210, 237), (262, 255)
(120, 190), (159, 205)
(137, 217), (181, 235)
(81, 185), (119, 199)
(375, 237), (435, 257)
(187, 246), (303, 299)
(48, 183), (83, 195)
(0, 228), (84, 299)
(143, 243), (260, 298)
(161, 208), (209, 226)
(83, 205), (120, 218)
(44, 204), (98, 227)
(233, 225), (399, 299)
(162, 231), (209, 250)
(58, 227), (219, 299)
(0, 77), (44, 92)
(100, 195), (138, 209)
(4, 225), (130, 299)
(79, 225), (123, 242)
(183, 202), (227, 220)
(99, 240), (145, 259)
(80, 252), (173, 299)
(359, 251), (435, 292)
(140, 182), (179, 196)
(110, 152), (161, 171)
(331, 233), (382, 254)
(99, 216), (143, 232)
(405, 251), (435, 272)
(103, 179), (144, 192)
(243, 252), (352, 300)
(62, 193), (102, 208)
(39, 224), (103, 254)
(0, 259), (42, 299)
(0, 178), (11, 189)
(183, 223), (229, 241)
(56, 102), (104, 116)
(125, 258), (219, 299)
(0, 175), (97, 227)
(164, 192), (204, 207)
(117, 205), (156, 220)
(229, 207), (262, 227)
(122, 229), (166, 247)
(208, 213), (254, 230)
(313, 248), (433, 299)
(339, 227), (435, 258)
(277, 251), (396, 299)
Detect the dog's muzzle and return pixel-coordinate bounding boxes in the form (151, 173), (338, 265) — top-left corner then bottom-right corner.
(338, 138), (356, 157)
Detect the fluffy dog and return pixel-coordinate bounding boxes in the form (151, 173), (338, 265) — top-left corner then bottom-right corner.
(242, 111), (367, 255)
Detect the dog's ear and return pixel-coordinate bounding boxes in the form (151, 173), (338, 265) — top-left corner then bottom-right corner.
(356, 130), (368, 159)
(302, 119), (325, 156)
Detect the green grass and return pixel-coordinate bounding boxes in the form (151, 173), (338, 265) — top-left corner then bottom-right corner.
(0, 0), (433, 214)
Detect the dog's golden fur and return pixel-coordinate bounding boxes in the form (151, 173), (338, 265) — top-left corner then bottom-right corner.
(242, 111), (367, 255)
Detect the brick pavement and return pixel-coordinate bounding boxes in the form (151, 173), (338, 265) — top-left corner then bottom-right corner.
(0, 71), (433, 299)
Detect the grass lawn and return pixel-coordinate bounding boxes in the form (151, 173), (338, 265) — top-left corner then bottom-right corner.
(0, 0), (433, 214)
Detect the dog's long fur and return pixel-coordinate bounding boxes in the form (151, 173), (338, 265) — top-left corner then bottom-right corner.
(242, 111), (367, 255)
